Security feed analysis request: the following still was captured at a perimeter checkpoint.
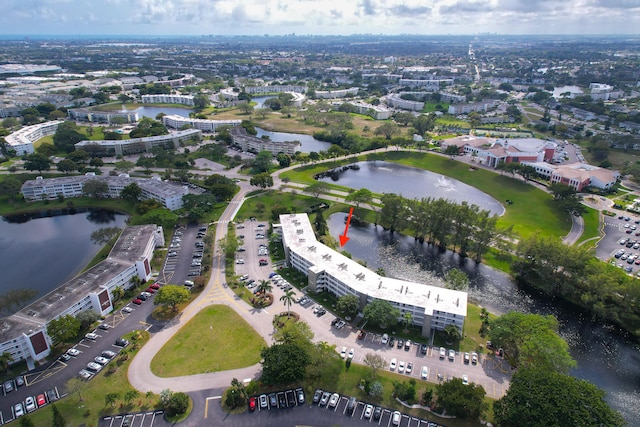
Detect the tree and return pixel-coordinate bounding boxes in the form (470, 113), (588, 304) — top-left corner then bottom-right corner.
(166, 392), (190, 417)
(280, 289), (297, 318)
(154, 285), (190, 313)
(249, 172), (273, 189)
(402, 311), (413, 330)
(260, 342), (310, 386)
(412, 114), (436, 135)
(105, 392), (119, 408)
(345, 188), (373, 212)
(0, 176), (22, 198)
(51, 404), (66, 427)
(252, 150), (273, 173)
(303, 181), (330, 199)
(256, 280), (273, 296)
(444, 324), (461, 343)
(89, 157), (104, 167)
(47, 314), (81, 345)
(238, 102), (254, 114)
(363, 353), (385, 379)
(56, 159), (78, 174)
(273, 320), (314, 350)
(493, 367), (624, 427)
(67, 149), (89, 164)
(225, 378), (247, 409)
(0, 352), (13, 373)
(379, 193), (406, 233)
(489, 311), (576, 373)
(436, 378), (488, 420)
(362, 299), (400, 328)
(548, 183), (584, 214)
(82, 179), (109, 199)
(374, 122), (401, 140)
(19, 416), (35, 427)
(114, 160), (136, 173)
(76, 310), (100, 330)
(444, 268), (470, 291)
(23, 153), (51, 172)
(53, 121), (85, 153)
(124, 389), (139, 405)
(336, 294), (359, 318)
(120, 182), (142, 202)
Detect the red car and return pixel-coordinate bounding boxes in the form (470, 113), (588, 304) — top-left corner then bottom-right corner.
(145, 287), (156, 294)
(248, 397), (256, 411)
(131, 298), (142, 305)
(150, 283), (160, 290)
(37, 394), (46, 407)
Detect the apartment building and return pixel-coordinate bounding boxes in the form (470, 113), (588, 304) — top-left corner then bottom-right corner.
(68, 108), (139, 124)
(21, 175), (188, 210)
(162, 114), (241, 132)
(4, 120), (64, 155)
(230, 127), (300, 156)
(448, 100), (497, 115)
(74, 128), (202, 157)
(141, 94), (195, 106)
(0, 225), (162, 364)
(243, 85), (307, 94)
(347, 101), (392, 120)
(315, 87), (359, 99)
(386, 93), (425, 111)
(277, 213), (467, 337)
(399, 79), (453, 90)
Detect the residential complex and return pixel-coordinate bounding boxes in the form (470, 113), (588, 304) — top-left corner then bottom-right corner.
(141, 94), (195, 106)
(277, 213), (467, 338)
(315, 87), (359, 99)
(522, 162), (620, 191)
(448, 100), (497, 115)
(347, 101), (391, 120)
(230, 127), (300, 156)
(4, 120), (63, 155)
(68, 108), (139, 124)
(74, 128), (202, 157)
(0, 224), (162, 364)
(21, 174), (189, 210)
(385, 93), (424, 111)
(162, 114), (241, 132)
(243, 85), (307, 94)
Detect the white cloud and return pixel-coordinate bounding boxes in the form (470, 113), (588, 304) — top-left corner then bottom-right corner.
(0, 0), (636, 34)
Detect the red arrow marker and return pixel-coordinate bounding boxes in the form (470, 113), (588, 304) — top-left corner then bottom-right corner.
(339, 207), (354, 247)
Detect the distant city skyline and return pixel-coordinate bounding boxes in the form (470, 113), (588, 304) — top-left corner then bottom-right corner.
(0, 0), (638, 37)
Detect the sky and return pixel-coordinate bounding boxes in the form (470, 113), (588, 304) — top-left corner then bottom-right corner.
(0, 0), (638, 36)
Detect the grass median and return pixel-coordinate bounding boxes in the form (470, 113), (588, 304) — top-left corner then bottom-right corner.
(150, 305), (266, 377)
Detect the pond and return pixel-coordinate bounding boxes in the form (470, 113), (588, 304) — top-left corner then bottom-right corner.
(0, 208), (128, 308)
(318, 161), (504, 216)
(326, 212), (640, 424)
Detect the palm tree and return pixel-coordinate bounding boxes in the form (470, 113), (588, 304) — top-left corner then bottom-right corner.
(0, 352), (12, 373)
(111, 286), (124, 301)
(403, 312), (413, 330)
(124, 389), (139, 406)
(280, 289), (297, 318)
(444, 324), (461, 344)
(256, 280), (272, 296)
(105, 392), (119, 408)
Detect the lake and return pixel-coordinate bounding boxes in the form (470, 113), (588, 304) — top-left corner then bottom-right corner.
(318, 161), (504, 216)
(0, 209), (128, 308)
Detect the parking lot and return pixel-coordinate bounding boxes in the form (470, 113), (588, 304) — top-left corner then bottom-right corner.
(598, 213), (640, 277)
(161, 223), (209, 286)
(99, 411), (170, 427)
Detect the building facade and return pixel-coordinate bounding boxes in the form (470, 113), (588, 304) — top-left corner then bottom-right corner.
(21, 174), (188, 210)
(230, 127), (300, 156)
(141, 94), (195, 106)
(5, 120), (64, 155)
(162, 114), (241, 132)
(523, 161), (620, 191)
(68, 109), (139, 124)
(277, 213), (467, 337)
(0, 225), (162, 364)
(74, 129), (202, 157)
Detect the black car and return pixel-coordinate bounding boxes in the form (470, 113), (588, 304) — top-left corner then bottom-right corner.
(137, 294), (147, 301)
(59, 353), (71, 362)
(388, 336), (395, 347)
(421, 343), (428, 355)
(286, 389), (296, 407)
(277, 392), (286, 408)
(397, 339), (403, 349)
(115, 338), (129, 347)
(373, 406), (382, 420)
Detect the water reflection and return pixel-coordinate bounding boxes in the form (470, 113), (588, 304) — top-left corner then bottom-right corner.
(326, 213), (640, 423)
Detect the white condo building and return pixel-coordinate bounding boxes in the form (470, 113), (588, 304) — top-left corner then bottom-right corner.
(162, 114), (241, 132)
(277, 214), (467, 337)
(141, 94), (195, 106)
(21, 175), (188, 210)
(75, 129), (202, 157)
(4, 120), (64, 155)
(0, 225), (163, 364)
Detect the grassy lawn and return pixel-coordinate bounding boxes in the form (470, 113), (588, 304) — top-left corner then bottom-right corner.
(150, 305), (266, 377)
(435, 116), (470, 128)
(21, 331), (160, 427)
(575, 206), (602, 247)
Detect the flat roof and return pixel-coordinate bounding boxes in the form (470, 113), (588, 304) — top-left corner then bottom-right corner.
(279, 213), (467, 317)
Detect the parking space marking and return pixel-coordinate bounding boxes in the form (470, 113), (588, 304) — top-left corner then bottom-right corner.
(204, 396), (221, 419)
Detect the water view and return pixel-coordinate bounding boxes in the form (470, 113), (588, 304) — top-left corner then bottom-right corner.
(256, 127), (332, 153)
(326, 213), (640, 424)
(130, 105), (192, 119)
(318, 161), (504, 216)
(0, 209), (128, 307)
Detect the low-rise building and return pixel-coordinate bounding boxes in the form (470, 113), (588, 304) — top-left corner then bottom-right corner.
(74, 128), (201, 157)
(385, 93), (424, 111)
(0, 224), (162, 364)
(162, 114), (240, 132)
(448, 100), (496, 115)
(5, 120), (64, 155)
(21, 175), (188, 210)
(68, 108), (138, 124)
(244, 85), (307, 94)
(347, 101), (391, 120)
(277, 213), (467, 337)
(141, 94), (195, 106)
(441, 136), (556, 168)
(230, 127), (300, 156)
(315, 87), (359, 99)
(523, 161), (620, 191)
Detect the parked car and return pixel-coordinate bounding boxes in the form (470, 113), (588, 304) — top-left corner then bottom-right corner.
(25, 396), (36, 412)
(269, 393), (277, 408)
(421, 366), (429, 380)
(320, 391), (331, 406)
(259, 394), (268, 409)
(390, 358), (397, 370)
(464, 352), (470, 364)
(102, 350), (116, 359)
(373, 406), (382, 420)
(85, 332), (98, 340)
(448, 349), (455, 361)
(115, 338), (129, 347)
(381, 333), (389, 345)
(149, 283), (160, 290)
(420, 343), (428, 354)
(15, 376), (24, 387)
(462, 374), (469, 385)
(86, 362), (102, 372)
(398, 361), (405, 373)
(296, 387), (305, 404)
(346, 396), (357, 414)
(98, 323), (110, 330)
(347, 348), (354, 359)
(404, 339), (412, 351)
(329, 393), (340, 407)
(439, 347), (446, 359)
(313, 389), (323, 404)
(392, 411), (402, 425)
(364, 404), (373, 419)
(248, 396), (256, 411)
(37, 394), (46, 407)
(67, 348), (80, 357)
(145, 287), (156, 294)
(406, 362), (413, 375)
(14, 402), (24, 417)
(94, 356), (109, 365)
(59, 353), (71, 362)
(131, 298), (142, 305)
(471, 352), (479, 365)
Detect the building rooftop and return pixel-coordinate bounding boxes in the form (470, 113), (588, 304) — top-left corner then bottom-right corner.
(279, 213), (467, 317)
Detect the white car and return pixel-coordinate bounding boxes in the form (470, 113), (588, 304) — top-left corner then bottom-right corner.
(381, 333), (389, 345)
(85, 332), (98, 340)
(14, 402), (24, 417)
(94, 356), (109, 365)
(448, 349), (455, 361)
(328, 393), (340, 407)
(102, 350), (116, 359)
(25, 396), (36, 412)
(235, 259), (245, 264)
(392, 410), (401, 426)
(122, 307), (133, 313)
(347, 348), (354, 359)
(364, 404), (373, 419)
(421, 366), (429, 380)
(439, 347), (446, 359)
(406, 362), (413, 375)
(471, 352), (479, 365)
(462, 374), (469, 385)
(340, 346), (347, 358)
(86, 362), (102, 372)
(67, 348), (80, 357)
(398, 361), (405, 373)
(390, 358), (397, 371)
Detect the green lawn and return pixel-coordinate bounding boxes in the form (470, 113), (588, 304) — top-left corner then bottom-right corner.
(19, 331), (160, 427)
(150, 305), (266, 377)
(576, 206), (602, 247)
